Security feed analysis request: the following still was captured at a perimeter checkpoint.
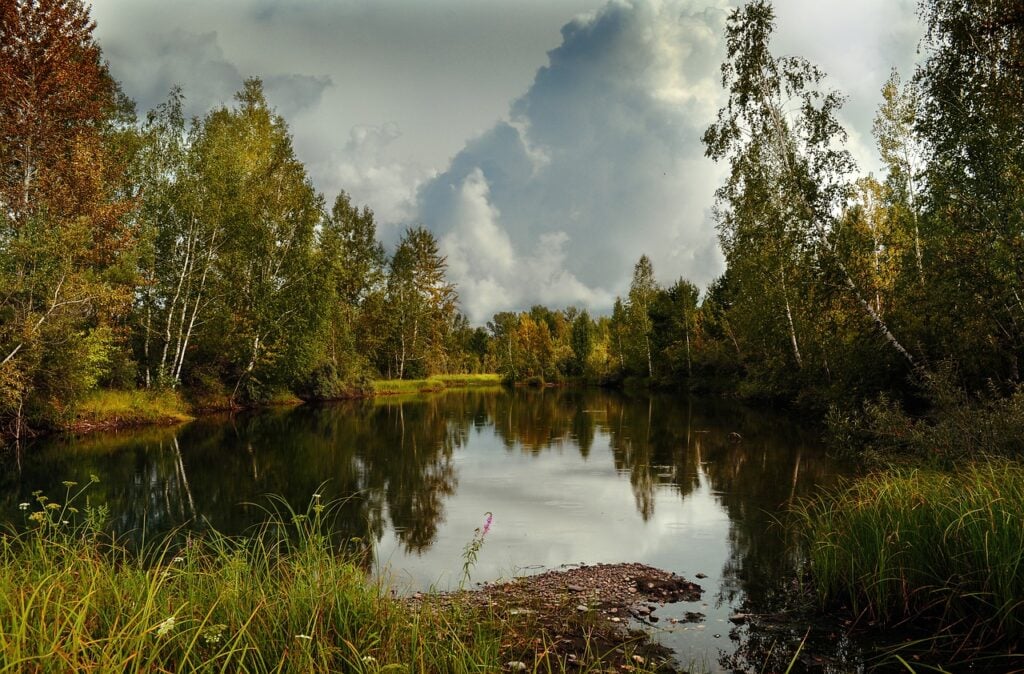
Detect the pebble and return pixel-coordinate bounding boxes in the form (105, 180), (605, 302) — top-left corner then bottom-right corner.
(505, 662), (527, 672)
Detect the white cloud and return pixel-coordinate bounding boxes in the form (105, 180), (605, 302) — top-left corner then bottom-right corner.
(417, 0), (729, 323)
(317, 123), (429, 233)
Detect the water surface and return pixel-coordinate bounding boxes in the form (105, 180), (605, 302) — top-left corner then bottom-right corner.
(0, 388), (854, 671)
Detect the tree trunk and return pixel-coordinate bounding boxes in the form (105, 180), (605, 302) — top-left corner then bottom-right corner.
(779, 265), (803, 369)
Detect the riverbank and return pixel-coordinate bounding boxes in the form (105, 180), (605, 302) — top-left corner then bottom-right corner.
(68, 389), (195, 434)
(39, 374), (503, 440)
(1, 488), (690, 673)
(372, 373), (501, 396)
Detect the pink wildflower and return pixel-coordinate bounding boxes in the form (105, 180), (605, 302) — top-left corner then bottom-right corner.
(482, 512), (493, 536)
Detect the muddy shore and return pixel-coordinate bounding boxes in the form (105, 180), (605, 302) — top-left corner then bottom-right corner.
(411, 562), (704, 672)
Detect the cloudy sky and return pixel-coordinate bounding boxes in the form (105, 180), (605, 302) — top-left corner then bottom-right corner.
(90, 0), (922, 323)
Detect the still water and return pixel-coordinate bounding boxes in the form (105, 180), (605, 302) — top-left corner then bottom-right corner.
(0, 388), (856, 671)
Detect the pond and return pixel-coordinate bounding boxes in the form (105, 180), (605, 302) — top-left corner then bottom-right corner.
(0, 387), (859, 671)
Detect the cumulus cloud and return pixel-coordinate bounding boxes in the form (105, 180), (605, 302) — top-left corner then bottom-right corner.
(417, 0), (729, 323)
(312, 123), (431, 233)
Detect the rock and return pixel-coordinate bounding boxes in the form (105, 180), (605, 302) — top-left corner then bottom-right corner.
(576, 605), (589, 612)
(505, 662), (527, 672)
(695, 572), (707, 579)
(632, 655), (646, 664)
(567, 584), (584, 592)
(610, 616), (622, 623)
(728, 613), (749, 624)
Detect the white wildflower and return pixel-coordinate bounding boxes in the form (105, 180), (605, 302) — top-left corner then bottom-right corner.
(18, 503), (29, 511)
(156, 616), (176, 637)
(295, 634), (313, 641)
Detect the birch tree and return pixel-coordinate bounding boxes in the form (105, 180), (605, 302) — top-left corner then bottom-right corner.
(703, 0), (917, 378)
(196, 80), (322, 403)
(386, 227), (456, 379)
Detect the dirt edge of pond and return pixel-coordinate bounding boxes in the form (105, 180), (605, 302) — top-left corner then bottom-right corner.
(409, 562), (703, 673)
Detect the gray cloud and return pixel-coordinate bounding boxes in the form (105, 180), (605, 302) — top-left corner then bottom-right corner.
(417, 0), (729, 323)
(100, 26), (331, 123)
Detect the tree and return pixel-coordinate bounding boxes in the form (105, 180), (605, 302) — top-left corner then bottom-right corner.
(915, 0), (1024, 385)
(131, 88), (220, 390)
(626, 255), (658, 377)
(873, 69), (925, 284)
(312, 191), (385, 389)
(194, 79), (323, 403)
(386, 227), (456, 379)
(0, 0), (131, 432)
(703, 0), (916, 378)
(570, 310), (593, 377)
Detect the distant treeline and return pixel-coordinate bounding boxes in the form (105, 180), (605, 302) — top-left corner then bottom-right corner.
(3, 0), (1024, 454)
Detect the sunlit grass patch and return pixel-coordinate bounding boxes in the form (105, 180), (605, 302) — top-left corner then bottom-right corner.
(0, 489), (502, 673)
(373, 374), (501, 396)
(792, 460), (1024, 646)
(72, 389), (193, 431)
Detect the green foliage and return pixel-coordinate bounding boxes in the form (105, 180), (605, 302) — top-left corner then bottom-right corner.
(792, 462), (1024, 644)
(828, 365), (1024, 465)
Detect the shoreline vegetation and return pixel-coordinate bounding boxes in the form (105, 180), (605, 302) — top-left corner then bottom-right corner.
(1, 487), (688, 673)
(51, 374), (504, 439)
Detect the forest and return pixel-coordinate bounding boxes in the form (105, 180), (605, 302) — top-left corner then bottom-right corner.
(2, 0), (1024, 464)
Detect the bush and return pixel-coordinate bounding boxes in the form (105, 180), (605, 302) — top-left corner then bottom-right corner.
(826, 363), (1024, 464)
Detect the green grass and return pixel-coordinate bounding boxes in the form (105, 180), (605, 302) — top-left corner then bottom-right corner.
(372, 374), (501, 396)
(71, 389), (193, 431)
(792, 460), (1024, 645)
(0, 483), (664, 674)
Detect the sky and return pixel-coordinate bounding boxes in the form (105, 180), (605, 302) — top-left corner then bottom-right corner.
(90, 0), (923, 324)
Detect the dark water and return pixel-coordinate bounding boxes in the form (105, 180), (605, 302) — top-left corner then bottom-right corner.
(0, 388), (858, 671)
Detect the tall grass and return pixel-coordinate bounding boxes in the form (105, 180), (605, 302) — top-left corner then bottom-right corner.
(0, 482), (663, 673)
(792, 461), (1024, 645)
(0, 484), (505, 673)
(72, 389), (193, 431)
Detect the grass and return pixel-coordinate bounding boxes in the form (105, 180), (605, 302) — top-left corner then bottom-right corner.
(0, 483), (666, 674)
(372, 373), (501, 396)
(71, 389), (193, 431)
(791, 460), (1024, 648)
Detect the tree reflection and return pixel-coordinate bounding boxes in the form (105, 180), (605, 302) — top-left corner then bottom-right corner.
(0, 387), (846, 641)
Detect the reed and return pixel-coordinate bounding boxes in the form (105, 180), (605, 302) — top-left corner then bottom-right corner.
(792, 461), (1024, 645)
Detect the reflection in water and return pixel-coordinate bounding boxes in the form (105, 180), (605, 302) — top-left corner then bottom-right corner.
(0, 388), (849, 670)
